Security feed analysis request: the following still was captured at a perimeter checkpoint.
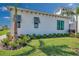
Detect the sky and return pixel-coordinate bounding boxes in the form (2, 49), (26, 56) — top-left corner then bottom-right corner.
(0, 3), (79, 27)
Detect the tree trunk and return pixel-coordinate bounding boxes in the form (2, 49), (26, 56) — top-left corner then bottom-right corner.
(12, 7), (17, 40)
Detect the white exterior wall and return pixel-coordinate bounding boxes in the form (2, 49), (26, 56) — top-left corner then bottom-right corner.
(18, 11), (69, 36)
(10, 9), (70, 36)
(77, 15), (79, 32)
(69, 15), (76, 30)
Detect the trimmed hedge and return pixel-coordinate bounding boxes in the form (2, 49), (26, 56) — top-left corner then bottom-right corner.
(28, 33), (70, 39)
(76, 33), (79, 38)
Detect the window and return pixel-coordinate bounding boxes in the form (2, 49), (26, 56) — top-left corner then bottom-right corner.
(16, 15), (21, 28)
(34, 17), (40, 28)
(57, 20), (64, 30)
(34, 23), (38, 28)
(17, 22), (21, 28)
(16, 15), (21, 22)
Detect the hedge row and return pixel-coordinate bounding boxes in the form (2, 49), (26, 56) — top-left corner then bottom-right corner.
(21, 33), (70, 39)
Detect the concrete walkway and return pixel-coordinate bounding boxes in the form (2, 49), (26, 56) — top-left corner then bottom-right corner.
(0, 35), (7, 40)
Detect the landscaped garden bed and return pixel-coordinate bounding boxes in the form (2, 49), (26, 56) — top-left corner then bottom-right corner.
(0, 37), (79, 56)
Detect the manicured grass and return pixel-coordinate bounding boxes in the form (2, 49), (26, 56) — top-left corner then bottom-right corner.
(0, 37), (79, 56)
(0, 30), (9, 35)
(0, 46), (33, 56)
(28, 37), (79, 56)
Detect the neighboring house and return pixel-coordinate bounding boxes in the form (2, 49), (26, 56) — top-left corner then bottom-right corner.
(8, 7), (72, 36)
(54, 7), (76, 31)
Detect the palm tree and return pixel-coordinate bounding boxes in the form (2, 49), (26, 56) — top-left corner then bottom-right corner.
(7, 4), (18, 40)
(61, 8), (75, 16)
(61, 8), (76, 34)
(13, 6), (17, 40)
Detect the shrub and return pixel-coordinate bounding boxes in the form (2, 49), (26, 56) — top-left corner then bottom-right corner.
(26, 34), (30, 37)
(43, 34), (47, 38)
(16, 39), (22, 45)
(1, 38), (10, 47)
(7, 32), (13, 40)
(14, 38), (26, 47)
(36, 34), (41, 39)
(60, 34), (64, 37)
(70, 33), (75, 37)
(56, 33), (62, 37)
(48, 34), (52, 38)
(63, 33), (70, 37)
(16, 34), (31, 47)
(20, 34), (25, 39)
(9, 41), (18, 49)
(52, 33), (57, 37)
(19, 35), (30, 46)
(76, 33), (79, 38)
(30, 34), (36, 39)
(20, 35), (30, 41)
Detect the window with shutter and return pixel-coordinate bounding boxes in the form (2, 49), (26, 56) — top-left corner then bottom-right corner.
(57, 20), (64, 30)
(34, 17), (40, 28)
(16, 15), (21, 28)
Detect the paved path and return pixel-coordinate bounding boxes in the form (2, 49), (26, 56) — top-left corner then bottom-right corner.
(0, 35), (7, 40)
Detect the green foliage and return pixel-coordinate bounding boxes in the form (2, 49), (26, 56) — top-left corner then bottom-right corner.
(9, 41), (18, 49)
(20, 35), (30, 41)
(43, 34), (47, 38)
(19, 35), (30, 46)
(48, 34), (52, 38)
(70, 33), (75, 37)
(52, 33), (57, 37)
(0, 30), (9, 35)
(36, 34), (41, 39)
(28, 37), (78, 56)
(56, 33), (62, 37)
(76, 33), (79, 38)
(0, 37), (79, 56)
(63, 33), (70, 37)
(76, 7), (79, 14)
(1, 34), (31, 50)
(30, 34), (36, 39)
(0, 46), (33, 56)
(26, 33), (70, 39)
(1, 38), (10, 46)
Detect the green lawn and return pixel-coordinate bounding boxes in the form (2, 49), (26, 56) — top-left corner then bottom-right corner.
(0, 30), (9, 35)
(0, 37), (79, 56)
(0, 46), (33, 56)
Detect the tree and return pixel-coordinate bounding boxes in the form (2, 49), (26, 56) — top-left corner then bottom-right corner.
(13, 6), (18, 40)
(7, 4), (18, 40)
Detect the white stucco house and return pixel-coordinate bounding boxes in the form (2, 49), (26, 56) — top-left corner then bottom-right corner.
(54, 7), (76, 31)
(8, 7), (76, 36)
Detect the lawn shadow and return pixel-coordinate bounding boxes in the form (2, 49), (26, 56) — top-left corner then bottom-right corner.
(38, 39), (78, 56)
(16, 47), (36, 56)
(40, 45), (78, 56)
(16, 43), (36, 56)
(17, 39), (78, 56)
(39, 39), (45, 48)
